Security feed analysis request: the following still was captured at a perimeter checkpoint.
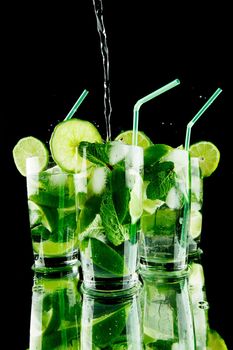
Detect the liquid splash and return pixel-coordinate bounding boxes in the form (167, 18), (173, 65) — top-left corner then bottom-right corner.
(92, 0), (112, 141)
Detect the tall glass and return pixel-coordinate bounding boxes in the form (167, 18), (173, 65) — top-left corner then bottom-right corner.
(140, 270), (195, 350)
(188, 157), (203, 255)
(80, 284), (143, 349)
(29, 266), (81, 350)
(139, 147), (190, 272)
(75, 141), (143, 291)
(26, 158), (79, 271)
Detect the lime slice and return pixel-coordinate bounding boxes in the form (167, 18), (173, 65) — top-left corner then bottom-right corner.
(92, 303), (130, 347)
(28, 200), (57, 232)
(207, 329), (228, 350)
(189, 210), (202, 239)
(129, 175), (143, 224)
(50, 118), (102, 173)
(13, 136), (49, 176)
(115, 130), (152, 149)
(189, 262), (205, 289)
(189, 141), (220, 177)
(33, 240), (76, 256)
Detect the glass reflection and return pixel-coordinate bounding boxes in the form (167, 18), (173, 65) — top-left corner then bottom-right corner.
(80, 284), (143, 349)
(141, 270), (195, 350)
(29, 266), (81, 349)
(188, 254), (228, 349)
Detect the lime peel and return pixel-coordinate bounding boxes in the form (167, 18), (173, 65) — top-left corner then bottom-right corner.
(190, 141), (220, 177)
(115, 130), (152, 149)
(13, 136), (49, 176)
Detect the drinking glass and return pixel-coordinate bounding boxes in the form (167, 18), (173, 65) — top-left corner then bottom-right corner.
(75, 141), (143, 291)
(139, 147), (191, 272)
(80, 283), (143, 349)
(26, 157), (79, 271)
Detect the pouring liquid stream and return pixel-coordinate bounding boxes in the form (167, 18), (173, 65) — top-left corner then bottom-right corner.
(92, 0), (112, 141)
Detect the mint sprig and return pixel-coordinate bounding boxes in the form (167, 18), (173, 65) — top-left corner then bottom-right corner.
(100, 184), (129, 246)
(78, 141), (110, 167)
(146, 161), (175, 201)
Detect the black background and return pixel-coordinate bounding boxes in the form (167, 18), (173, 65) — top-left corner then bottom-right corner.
(2, 1), (232, 349)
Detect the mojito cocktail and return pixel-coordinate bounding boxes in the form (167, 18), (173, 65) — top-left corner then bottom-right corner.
(26, 160), (78, 269)
(139, 144), (190, 271)
(75, 141), (143, 290)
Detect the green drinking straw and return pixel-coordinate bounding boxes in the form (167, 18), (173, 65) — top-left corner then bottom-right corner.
(132, 79), (180, 145)
(184, 87), (222, 151)
(64, 89), (89, 121)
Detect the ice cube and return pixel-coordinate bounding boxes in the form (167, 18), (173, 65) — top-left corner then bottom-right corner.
(89, 167), (108, 195)
(109, 141), (128, 165)
(166, 187), (182, 209)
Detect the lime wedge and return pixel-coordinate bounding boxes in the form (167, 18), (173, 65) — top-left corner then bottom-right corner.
(50, 118), (102, 173)
(189, 210), (202, 239)
(12, 136), (49, 176)
(189, 141), (220, 177)
(92, 303), (130, 347)
(207, 329), (228, 350)
(115, 130), (152, 149)
(28, 200), (57, 232)
(33, 240), (76, 256)
(129, 177), (143, 224)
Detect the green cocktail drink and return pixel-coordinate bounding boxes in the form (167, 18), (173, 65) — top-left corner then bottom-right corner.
(26, 159), (78, 269)
(75, 140), (143, 290)
(139, 144), (190, 272)
(29, 267), (81, 350)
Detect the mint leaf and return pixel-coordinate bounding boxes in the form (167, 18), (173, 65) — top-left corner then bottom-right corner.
(154, 206), (179, 236)
(78, 141), (110, 166)
(111, 166), (130, 223)
(144, 144), (172, 167)
(146, 161), (175, 200)
(100, 187), (127, 246)
(78, 195), (102, 233)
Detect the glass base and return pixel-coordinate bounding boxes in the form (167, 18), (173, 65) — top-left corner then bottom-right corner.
(188, 247), (203, 262)
(139, 263), (189, 280)
(32, 251), (80, 273)
(81, 278), (142, 298)
(81, 272), (139, 293)
(140, 256), (187, 273)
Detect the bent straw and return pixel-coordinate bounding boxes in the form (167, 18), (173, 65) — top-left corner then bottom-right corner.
(64, 89), (89, 121)
(184, 87), (222, 151)
(132, 79), (180, 145)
